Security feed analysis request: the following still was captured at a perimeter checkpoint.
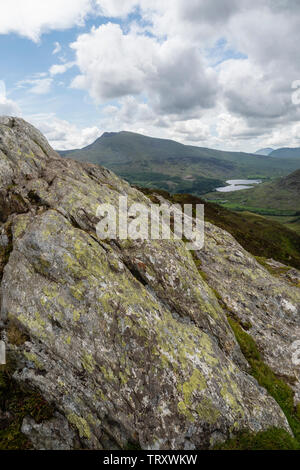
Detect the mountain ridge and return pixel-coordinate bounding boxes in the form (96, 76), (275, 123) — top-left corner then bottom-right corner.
(270, 147), (300, 159)
(255, 148), (274, 156)
(59, 131), (300, 196)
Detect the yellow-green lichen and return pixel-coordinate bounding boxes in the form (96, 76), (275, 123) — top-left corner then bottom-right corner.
(81, 353), (96, 373)
(196, 397), (221, 424)
(23, 352), (44, 370)
(12, 215), (31, 239)
(177, 401), (195, 422)
(18, 312), (46, 339)
(73, 310), (81, 322)
(67, 413), (91, 440)
(180, 369), (207, 404)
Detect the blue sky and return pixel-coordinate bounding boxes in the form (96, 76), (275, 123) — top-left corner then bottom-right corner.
(1, 1), (300, 152)
(1, 18), (108, 125)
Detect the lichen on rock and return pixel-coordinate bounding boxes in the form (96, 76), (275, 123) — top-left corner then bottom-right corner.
(0, 117), (295, 450)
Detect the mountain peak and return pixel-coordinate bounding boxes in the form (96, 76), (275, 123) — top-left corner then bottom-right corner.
(255, 148), (274, 156)
(101, 131), (119, 138)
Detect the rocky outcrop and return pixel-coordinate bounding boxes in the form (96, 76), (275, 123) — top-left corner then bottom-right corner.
(21, 412), (77, 450)
(0, 117), (295, 449)
(194, 223), (300, 401)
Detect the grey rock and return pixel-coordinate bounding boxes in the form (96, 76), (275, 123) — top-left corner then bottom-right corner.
(21, 413), (78, 450)
(0, 117), (293, 449)
(195, 222), (300, 402)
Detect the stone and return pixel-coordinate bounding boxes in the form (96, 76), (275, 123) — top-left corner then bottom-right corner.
(0, 117), (293, 450)
(21, 412), (78, 450)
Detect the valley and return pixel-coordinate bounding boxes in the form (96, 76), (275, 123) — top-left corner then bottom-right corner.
(204, 169), (300, 234)
(59, 131), (300, 196)
(60, 131), (300, 237)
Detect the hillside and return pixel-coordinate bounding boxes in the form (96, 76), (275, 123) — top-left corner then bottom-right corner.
(205, 169), (300, 235)
(205, 169), (300, 211)
(270, 148), (300, 159)
(1, 117), (300, 450)
(139, 188), (300, 270)
(255, 148), (274, 156)
(59, 131), (300, 196)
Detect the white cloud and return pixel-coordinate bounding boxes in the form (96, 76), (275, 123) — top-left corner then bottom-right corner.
(28, 113), (101, 150)
(0, 81), (21, 116)
(0, 0), (93, 41)
(84, 0), (300, 150)
(71, 23), (218, 115)
(18, 78), (53, 95)
(173, 120), (210, 143)
(71, 23), (157, 100)
(49, 62), (74, 76)
(52, 41), (61, 54)
(94, 0), (139, 17)
(2, 0), (300, 151)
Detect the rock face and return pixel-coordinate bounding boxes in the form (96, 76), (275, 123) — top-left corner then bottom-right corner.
(0, 117), (296, 449)
(195, 224), (300, 402)
(21, 412), (77, 450)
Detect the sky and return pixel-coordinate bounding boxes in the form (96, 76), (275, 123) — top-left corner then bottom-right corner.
(1, 0), (300, 152)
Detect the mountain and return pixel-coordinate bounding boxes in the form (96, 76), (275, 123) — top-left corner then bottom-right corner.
(59, 131), (300, 196)
(255, 148), (274, 156)
(270, 147), (300, 159)
(1, 117), (300, 450)
(278, 168), (300, 190)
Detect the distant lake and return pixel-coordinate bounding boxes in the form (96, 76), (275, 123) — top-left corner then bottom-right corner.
(216, 179), (262, 193)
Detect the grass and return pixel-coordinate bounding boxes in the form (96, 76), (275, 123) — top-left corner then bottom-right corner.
(204, 170), (300, 213)
(190, 247), (300, 450)
(119, 171), (223, 196)
(225, 317), (300, 448)
(216, 203), (299, 217)
(0, 352), (54, 450)
(204, 169), (300, 236)
(214, 427), (300, 450)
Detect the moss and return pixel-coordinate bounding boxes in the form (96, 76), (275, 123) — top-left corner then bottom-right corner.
(228, 317), (260, 361)
(211, 288), (223, 302)
(177, 370), (209, 423)
(198, 269), (208, 282)
(100, 365), (116, 383)
(124, 440), (142, 451)
(6, 320), (28, 346)
(0, 222), (13, 281)
(196, 397), (221, 424)
(190, 252), (208, 282)
(228, 316), (300, 443)
(73, 310), (81, 322)
(214, 427), (300, 450)
(12, 214), (31, 239)
(0, 356), (54, 450)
